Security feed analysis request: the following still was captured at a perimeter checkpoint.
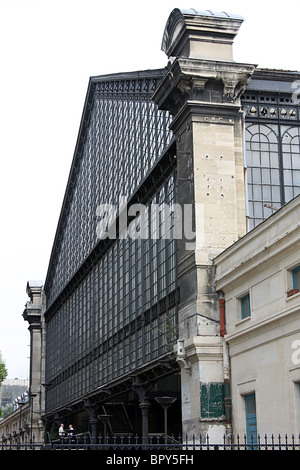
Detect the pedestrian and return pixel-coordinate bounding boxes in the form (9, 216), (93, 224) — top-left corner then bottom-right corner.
(59, 423), (65, 437)
(68, 424), (75, 437)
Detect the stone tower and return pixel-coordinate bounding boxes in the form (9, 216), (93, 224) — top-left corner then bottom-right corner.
(23, 281), (45, 442)
(153, 8), (255, 439)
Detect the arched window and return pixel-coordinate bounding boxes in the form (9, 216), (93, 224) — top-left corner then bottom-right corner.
(281, 126), (300, 202)
(245, 123), (280, 229)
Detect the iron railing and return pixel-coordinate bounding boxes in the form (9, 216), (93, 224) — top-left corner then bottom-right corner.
(1, 432), (300, 450)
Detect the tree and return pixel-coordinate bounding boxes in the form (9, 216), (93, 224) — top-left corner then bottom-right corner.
(0, 352), (8, 386)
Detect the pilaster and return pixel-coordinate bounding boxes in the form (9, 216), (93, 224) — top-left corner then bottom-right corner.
(153, 8), (255, 439)
(23, 281), (44, 442)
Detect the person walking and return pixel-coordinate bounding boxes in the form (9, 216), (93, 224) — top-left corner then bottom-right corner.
(59, 423), (65, 438)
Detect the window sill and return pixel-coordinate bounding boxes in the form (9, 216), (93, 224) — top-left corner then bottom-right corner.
(286, 289), (300, 300)
(235, 315), (251, 326)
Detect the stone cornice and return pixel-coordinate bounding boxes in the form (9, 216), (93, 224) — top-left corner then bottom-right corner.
(152, 58), (255, 120)
(23, 303), (42, 329)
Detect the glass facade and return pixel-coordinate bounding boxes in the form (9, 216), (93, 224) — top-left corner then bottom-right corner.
(46, 177), (178, 411)
(46, 71), (172, 307)
(242, 90), (300, 229)
(44, 70), (178, 413)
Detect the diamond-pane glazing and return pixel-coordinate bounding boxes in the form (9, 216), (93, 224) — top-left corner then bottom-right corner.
(44, 71), (176, 412)
(46, 72), (172, 306)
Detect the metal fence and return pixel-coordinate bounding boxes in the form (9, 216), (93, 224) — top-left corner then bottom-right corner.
(1, 432), (300, 450)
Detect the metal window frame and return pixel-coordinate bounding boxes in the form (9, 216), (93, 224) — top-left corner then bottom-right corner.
(292, 265), (300, 290)
(241, 293), (251, 320)
(242, 88), (300, 229)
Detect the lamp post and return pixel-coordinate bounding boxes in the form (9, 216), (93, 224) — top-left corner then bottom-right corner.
(155, 396), (177, 443)
(30, 393), (37, 445)
(18, 395), (26, 443)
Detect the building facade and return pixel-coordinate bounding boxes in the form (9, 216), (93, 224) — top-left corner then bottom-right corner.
(215, 194), (300, 439)
(11, 8), (300, 442)
(0, 378), (29, 409)
(0, 282), (45, 443)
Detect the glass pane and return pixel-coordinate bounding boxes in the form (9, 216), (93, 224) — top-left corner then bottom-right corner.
(270, 153), (279, 168)
(293, 155), (300, 170)
(253, 202), (263, 218)
(253, 185), (262, 199)
(241, 294), (250, 319)
(294, 170), (300, 186)
(271, 169), (280, 185)
(262, 186), (271, 200)
(285, 186), (294, 201)
(293, 267), (300, 290)
(283, 153), (292, 168)
(262, 169), (270, 184)
(271, 186), (281, 202)
(261, 152), (270, 167)
(246, 395), (256, 415)
(284, 170), (293, 185)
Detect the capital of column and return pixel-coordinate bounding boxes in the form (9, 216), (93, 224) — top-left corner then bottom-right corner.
(83, 398), (99, 419)
(152, 58), (255, 119)
(23, 281), (43, 329)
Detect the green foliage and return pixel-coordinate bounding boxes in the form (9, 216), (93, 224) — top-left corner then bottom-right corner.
(0, 352), (8, 419)
(160, 315), (178, 352)
(0, 352), (8, 386)
(2, 404), (13, 418)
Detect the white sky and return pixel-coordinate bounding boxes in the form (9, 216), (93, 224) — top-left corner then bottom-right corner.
(0, 0), (299, 380)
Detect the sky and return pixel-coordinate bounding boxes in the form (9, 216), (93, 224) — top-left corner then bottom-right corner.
(0, 0), (299, 380)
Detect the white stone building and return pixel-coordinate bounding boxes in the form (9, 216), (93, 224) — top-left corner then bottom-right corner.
(215, 194), (300, 439)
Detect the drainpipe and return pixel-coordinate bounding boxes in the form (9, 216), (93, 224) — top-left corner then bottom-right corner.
(223, 341), (232, 432)
(219, 296), (232, 432)
(219, 298), (226, 337)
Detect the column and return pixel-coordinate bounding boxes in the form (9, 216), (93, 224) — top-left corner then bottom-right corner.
(23, 281), (44, 442)
(153, 8), (255, 440)
(83, 399), (99, 442)
(132, 376), (151, 443)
